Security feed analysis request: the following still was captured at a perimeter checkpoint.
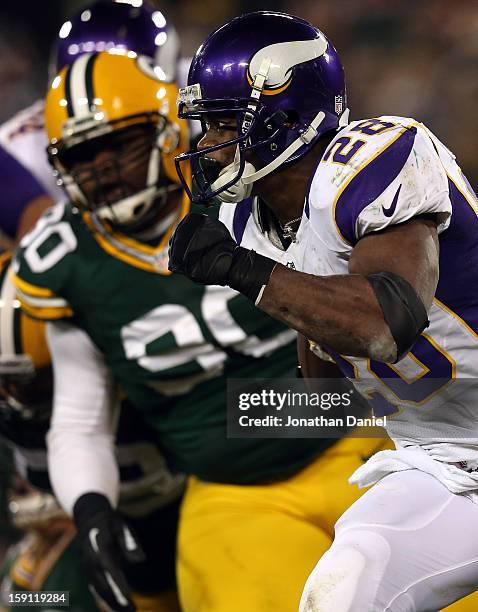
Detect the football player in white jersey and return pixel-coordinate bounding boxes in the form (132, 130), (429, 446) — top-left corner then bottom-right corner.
(169, 11), (478, 612)
(0, 0), (188, 244)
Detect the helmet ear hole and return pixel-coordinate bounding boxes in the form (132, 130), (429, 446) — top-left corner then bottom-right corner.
(264, 110), (288, 131)
(284, 110), (300, 127)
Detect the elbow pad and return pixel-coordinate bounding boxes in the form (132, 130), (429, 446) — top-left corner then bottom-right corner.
(366, 271), (430, 362)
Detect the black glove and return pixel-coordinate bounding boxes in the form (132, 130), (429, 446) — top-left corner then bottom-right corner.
(168, 213), (277, 302)
(74, 493), (145, 612)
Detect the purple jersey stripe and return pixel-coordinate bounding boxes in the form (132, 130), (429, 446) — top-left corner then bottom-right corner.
(233, 197), (252, 244)
(434, 176), (478, 335)
(0, 144), (46, 238)
(334, 126), (417, 245)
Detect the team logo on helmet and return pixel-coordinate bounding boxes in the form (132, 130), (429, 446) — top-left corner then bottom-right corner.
(246, 37), (328, 95)
(136, 54), (169, 83)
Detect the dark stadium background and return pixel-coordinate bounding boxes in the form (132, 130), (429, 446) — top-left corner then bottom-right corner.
(0, 0), (477, 569)
(0, 0), (476, 181)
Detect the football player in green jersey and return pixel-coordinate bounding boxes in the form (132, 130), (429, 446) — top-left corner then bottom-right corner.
(13, 51), (389, 612)
(0, 251), (183, 612)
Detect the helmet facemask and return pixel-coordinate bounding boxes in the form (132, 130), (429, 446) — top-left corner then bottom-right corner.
(48, 112), (182, 232)
(176, 77), (332, 205)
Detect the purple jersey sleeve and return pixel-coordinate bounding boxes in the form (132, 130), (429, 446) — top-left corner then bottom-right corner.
(332, 124), (451, 245)
(0, 144), (47, 238)
(334, 127), (417, 245)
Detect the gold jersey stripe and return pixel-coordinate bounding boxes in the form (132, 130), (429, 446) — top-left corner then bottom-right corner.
(83, 194), (190, 273)
(17, 297), (73, 321)
(10, 270), (56, 298)
(14, 286), (70, 309)
(86, 237), (172, 274)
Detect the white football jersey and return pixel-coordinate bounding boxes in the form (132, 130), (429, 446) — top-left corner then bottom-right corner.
(223, 116), (478, 496)
(0, 99), (64, 201)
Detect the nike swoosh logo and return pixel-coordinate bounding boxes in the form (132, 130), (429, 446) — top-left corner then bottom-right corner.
(382, 184), (402, 217)
(122, 526), (137, 552)
(89, 527), (100, 554)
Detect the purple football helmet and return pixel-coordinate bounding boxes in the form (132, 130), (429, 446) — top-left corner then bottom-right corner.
(176, 11), (348, 204)
(51, 0), (179, 80)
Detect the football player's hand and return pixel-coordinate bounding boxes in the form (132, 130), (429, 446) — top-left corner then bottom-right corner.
(168, 213), (237, 284)
(168, 213), (277, 302)
(74, 493), (144, 612)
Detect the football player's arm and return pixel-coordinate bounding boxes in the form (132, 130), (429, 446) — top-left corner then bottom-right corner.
(256, 128), (444, 362)
(47, 321), (141, 612)
(259, 217), (439, 363)
(169, 214), (438, 363)
(46, 320), (119, 514)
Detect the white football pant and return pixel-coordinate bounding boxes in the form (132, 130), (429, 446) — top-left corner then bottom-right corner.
(299, 470), (478, 611)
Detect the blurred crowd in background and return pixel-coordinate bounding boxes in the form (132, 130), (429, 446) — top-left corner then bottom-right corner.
(0, 0), (477, 180)
(0, 0), (477, 559)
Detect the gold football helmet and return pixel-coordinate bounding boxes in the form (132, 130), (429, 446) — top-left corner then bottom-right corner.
(45, 51), (189, 229)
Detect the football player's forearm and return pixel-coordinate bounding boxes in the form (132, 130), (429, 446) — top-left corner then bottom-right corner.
(46, 321), (120, 515)
(48, 428), (119, 516)
(258, 264), (397, 362)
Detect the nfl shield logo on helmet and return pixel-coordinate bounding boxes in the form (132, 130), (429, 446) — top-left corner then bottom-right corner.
(335, 96), (343, 115)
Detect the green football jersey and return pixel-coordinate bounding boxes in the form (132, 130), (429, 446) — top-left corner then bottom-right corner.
(13, 202), (333, 482)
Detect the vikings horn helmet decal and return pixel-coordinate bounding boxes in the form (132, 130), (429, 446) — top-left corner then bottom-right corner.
(247, 37), (328, 94)
(175, 11), (348, 204)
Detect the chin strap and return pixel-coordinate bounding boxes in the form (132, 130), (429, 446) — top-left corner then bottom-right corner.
(210, 147), (256, 203)
(242, 110), (326, 184)
(211, 110), (326, 204)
